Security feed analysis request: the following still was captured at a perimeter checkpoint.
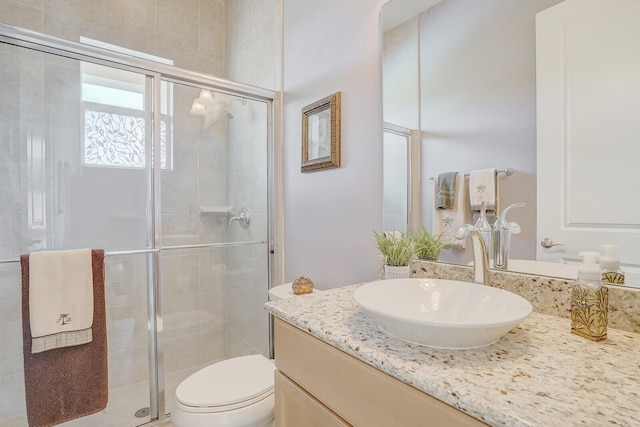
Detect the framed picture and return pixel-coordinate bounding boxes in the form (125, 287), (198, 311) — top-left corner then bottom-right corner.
(301, 92), (341, 172)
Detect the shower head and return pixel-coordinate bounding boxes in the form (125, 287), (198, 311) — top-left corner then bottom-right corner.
(190, 91), (245, 126)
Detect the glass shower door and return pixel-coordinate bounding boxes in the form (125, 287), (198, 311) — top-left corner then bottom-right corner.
(159, 81), (270, 415)
(0, 42), (154, 426)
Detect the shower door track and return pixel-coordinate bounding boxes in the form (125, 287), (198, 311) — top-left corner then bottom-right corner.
(0, 240), (269, 264)
(0, 23), (275, 102)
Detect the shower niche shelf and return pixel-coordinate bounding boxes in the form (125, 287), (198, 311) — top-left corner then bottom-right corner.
(199, 206), (233, 214)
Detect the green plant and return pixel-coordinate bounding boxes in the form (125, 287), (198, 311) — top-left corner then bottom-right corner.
(373, 230), (414, 266)
(411, 228), (445, 261)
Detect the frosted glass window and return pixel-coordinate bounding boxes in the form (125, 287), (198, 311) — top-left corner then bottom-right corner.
(84, 110), (168, 168)
(81, 61), (173, 170)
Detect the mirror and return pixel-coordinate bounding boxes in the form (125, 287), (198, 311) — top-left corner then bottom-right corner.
(381, 0), (640, 286)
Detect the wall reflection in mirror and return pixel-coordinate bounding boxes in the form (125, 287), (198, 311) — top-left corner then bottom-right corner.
(381, 0), (640, 286)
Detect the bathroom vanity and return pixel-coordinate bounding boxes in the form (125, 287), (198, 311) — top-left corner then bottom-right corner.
(265, 263), (640, 426)
(273, 319), (485, 426)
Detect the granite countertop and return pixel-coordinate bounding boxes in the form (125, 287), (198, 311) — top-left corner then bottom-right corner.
(265, 284), (640, 427)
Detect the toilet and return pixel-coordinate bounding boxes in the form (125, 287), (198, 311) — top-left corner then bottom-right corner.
(172, 283), (321, 427)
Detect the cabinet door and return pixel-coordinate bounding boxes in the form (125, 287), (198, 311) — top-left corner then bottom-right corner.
(274, 319), (488, 427)
(274, 370), (350, 427)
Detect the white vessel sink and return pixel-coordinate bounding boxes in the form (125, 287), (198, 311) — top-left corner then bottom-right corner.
(353, 278), (532, 349)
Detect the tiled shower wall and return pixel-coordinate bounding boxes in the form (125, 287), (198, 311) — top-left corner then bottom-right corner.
(0, 0), (227, 77)
(0, 0), (280, 90)
(225, 0), (281, 90)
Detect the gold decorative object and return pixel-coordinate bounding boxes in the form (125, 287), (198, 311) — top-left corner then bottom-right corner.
(292, 276), (314, 295)
(602, 271), (625, 285)
(571, 286), (608, 342)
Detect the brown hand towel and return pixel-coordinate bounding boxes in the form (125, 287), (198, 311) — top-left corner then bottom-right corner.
(21, 250), (108, 427)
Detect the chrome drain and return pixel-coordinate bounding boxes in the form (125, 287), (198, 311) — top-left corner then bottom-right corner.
(135, 407), (150, 418)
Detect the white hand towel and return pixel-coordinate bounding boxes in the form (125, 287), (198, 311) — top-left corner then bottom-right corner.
(469, 168), (497, 210)
(29, 249), (94, 351)
(432, 173), (468, 248)
(469, 168), (499, 224)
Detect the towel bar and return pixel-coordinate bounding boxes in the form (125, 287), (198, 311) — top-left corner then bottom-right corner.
(0, 240), (268, 264)
(0, 248), (160, 264)
(428, 168), (514, 181)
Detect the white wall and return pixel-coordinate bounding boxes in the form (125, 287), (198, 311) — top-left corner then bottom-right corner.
(283, 0), (387, 289)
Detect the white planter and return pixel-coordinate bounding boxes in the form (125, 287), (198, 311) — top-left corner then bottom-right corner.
(384, 265), (410, 279)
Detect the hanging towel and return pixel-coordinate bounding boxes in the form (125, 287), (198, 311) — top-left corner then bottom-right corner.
(435, 171), (458, 209)
(29, 249), (94, 353)
(432, 173), (468, 248)
(21, 250), (108, 427)
(469, 168), (499, 224)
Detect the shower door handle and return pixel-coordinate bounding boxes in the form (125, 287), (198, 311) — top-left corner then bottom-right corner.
(229, 207), (251, 227)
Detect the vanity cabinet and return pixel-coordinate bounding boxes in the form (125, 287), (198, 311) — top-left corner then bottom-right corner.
(273, 319), (487, 427)
(274, 370), (350, 427)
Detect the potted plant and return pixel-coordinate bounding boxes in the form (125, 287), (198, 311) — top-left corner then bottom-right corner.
(373, 230), (414, 279)
(411, 228), (446, 261)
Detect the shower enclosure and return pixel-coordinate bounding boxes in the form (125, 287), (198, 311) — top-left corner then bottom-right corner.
(0, 25), (275, 426)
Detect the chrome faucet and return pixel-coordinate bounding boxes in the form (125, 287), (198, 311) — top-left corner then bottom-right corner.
(454, 224), (490, 286)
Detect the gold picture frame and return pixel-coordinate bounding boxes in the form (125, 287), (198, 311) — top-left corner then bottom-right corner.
(301, 92), (341, 172)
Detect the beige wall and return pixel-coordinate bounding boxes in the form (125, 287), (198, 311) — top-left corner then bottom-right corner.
(225, 0), (280, 90)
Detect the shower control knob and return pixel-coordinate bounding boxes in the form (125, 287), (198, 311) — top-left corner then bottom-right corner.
(229, 207), (251, 227)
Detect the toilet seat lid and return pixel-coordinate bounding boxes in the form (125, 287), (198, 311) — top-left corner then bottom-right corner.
(176, 354), (275, 409)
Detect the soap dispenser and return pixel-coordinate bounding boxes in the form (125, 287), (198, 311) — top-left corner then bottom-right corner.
(571, 251), (608, 342)
(491, 202), (524, 270)
(474, 202), (492, 255)
(600, 244), (625, 285)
